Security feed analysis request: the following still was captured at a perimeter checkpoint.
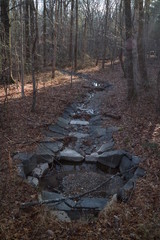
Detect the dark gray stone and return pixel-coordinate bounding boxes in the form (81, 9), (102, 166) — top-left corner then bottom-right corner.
(49, 124), (68, 135)
(41, 191), (75, 211)
(134, 167), (146, 178)
(35, 144), (55, 164)
(76, 198), (108, 210)
(119, 156), (134, 180)
(27, 176), (39, 187)
(106, 126), (120, 133)
(106, 176), (124, 196)
(13, 152), (37, 175)
(70, 120), (89, 126)
(98, 150), (124, 168)
(59, 148), (84, 163)
(117, 178), (136, 202)
(132, 156), (141, 165)
(69, 132), (89, 139)
(91, 127), (107, 138)
(32, 163), (49, 179)
(97, 141), (114, 154)
(85, 152), (99, 163)
(45, 131), (65, 139)
(57, 117), (69, 129)
(17, 163), (26, 178)
(42, 141), (63, 153)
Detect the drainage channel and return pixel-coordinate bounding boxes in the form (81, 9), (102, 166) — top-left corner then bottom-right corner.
(13, 81), (145, 222)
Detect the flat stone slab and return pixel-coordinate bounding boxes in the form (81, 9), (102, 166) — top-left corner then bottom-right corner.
(41, 191), (75, 211)
(13, 152), (37, 176)
(36, 144), (55, 164)
(49, 124), (68, 135)
(85, 152), (99, 163)
(70, 120), (89, 126)
(57, 117), (70, 129)
(32, 163), (49, 179)
(119, 156), (133, 180)
(27, 176), (39, 187)
(50, 210), (71, 222)
(69, 132), (89, 139)
(97, 141), (114, 154)
(76, 198), (108, 210)
(98, 150), (124, 168)
(134, 167), (146, 178)
(42, 141), (63, 153)
(105, 176), (124, 196)
(59, 148), (84, 163)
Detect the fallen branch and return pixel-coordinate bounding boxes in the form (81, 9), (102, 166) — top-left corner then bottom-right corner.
(20, 166), (138, 209)
(104, 113), (121, 120)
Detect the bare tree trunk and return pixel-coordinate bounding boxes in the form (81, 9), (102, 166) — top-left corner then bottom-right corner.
(20, 0), (25, 97)
(25, 0), (30, 70)
(124, 0), (136, 100)
(74, 0), (78, 71)
(52, 0), (58, 79)
(30, 0), (37, 112)
(102, 0), (109, 69)
(156, 70), (160, 112)
(69, 0), (74, 62)
(137, 0), (149, 88)
(119, 0), (126, 78)
(43, 0), (46, 67)
(1, 0), (14, 84)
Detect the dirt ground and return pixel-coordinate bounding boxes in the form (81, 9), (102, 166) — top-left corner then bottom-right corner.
(0, 63), (160, 239)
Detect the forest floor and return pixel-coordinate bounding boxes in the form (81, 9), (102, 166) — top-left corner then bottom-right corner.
(0, 62), (160, 239)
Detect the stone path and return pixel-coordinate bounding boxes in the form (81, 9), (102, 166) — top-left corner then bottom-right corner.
(13, 76), (145, 222)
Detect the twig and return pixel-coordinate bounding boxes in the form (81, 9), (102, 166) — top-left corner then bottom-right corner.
(104, 113), (121, 120)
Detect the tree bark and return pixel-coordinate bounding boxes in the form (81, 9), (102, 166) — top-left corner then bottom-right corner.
(43, 0), (46, 67)
(30, 0), (37, 112)
(74, 0), (78, 71)
(102, 0), (109, 69)
(69, 0), (74, 62)
(20, 0), (25, 97)
(124, 0), (136, 100)
(25, 0), (30, 69)
(137, 0), (149, 88)
(52, 0), (58, 78)
(1, 0), (14, 84)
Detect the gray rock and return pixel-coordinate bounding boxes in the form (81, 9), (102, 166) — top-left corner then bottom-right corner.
(91, 127), (107, 137)
(97, 141), (114, 154)
(27, 176), (39, 187)
(132, 156), (141, 165)
(41, 191), (74, 211)
(13, 152), (37, 175)
(106, 126), (120, 132)
(50, 211), (71, 222)
(41, 191), (63, 201)
(70, 120), (89, 126)
(98, 150), (124, 168)
(17, 163), (26, 178)
(76, 198), (108, 210)
(42, 141), (63, 153)
(106, 176), (124, 196)
(117, 178), (136, 202)
(69, 132), (89, 139)
(119, 156), (134, 180)
(45, 131), (65, 139)
(85, 152), (99, 163)
(32, 163), (49, 179)
(59, 148), (84, 163)
(57, 117), (69, 129)
(35, 144), (55, 164)
(49, 124), (68, 135)
(134, 167), (146, 178)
